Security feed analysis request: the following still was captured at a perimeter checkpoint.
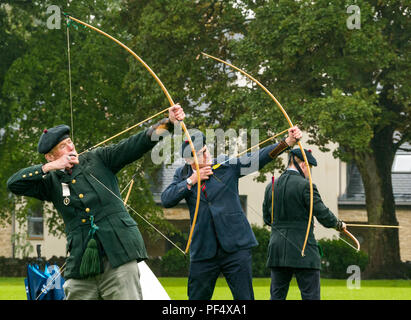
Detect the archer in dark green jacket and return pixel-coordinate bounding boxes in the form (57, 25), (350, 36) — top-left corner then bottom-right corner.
(7, 105), (185, 300)
(262, 148), (345, 300)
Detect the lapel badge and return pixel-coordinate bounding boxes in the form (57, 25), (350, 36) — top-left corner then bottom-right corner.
(63, 197), (70, 206)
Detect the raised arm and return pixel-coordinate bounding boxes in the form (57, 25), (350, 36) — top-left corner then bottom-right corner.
(96, 104), (185, 174)
(7, 164), (51, 201)
(236, 126), (302, 177)
(161, 167), (191, 208)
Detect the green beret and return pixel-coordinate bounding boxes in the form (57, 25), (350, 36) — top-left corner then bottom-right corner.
(181, 131), (206, 158)
(290, 148), (317, 166)
(38, 125), (71, 154)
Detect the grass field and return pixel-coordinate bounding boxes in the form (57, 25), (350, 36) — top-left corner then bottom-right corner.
(1, 277), (410, 300)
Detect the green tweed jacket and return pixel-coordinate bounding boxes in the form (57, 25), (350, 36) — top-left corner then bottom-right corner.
(263, 170), (338, 270)
(7, 129), (157, 279)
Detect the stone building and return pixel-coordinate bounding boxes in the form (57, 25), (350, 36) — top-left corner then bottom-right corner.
(1, 140), (410, 263)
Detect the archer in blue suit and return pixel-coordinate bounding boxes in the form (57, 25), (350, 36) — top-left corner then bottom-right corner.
(161, 127), (302, 300)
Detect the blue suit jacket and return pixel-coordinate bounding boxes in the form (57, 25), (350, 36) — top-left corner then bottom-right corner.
(161, 143), (287, 261)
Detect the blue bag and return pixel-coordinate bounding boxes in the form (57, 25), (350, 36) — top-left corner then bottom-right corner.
(25, 263), (65, 300)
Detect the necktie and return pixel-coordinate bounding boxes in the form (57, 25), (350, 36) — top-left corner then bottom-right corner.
(201, 182), (207, 199)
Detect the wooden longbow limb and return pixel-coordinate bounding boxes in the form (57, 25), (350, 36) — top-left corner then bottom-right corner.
(342, 228), (361, 252)
(66, 15), (201, 254)
(201, 52), (314, 256)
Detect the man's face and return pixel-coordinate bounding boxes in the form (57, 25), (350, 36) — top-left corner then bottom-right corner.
(45, 137), (77, 162)
(186, 145), (212, 167)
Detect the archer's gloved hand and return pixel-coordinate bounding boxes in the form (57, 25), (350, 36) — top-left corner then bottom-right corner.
(335, 220), (346, 231)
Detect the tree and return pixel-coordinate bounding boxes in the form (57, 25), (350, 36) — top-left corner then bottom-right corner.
(2, 0), (409, 278)
(121, 0), (248, 129)
(0, 1), (178, 242)
(110, 0), (411, 276)
(228, 0), (410, 277)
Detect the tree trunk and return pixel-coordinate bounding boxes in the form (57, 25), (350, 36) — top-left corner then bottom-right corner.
(354, 127), (403, 278)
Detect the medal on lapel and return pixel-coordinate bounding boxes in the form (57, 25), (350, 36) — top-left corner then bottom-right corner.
(62, 183), (70, 205)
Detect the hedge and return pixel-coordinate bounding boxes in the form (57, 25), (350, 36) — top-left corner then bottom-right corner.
(318, 237), (369, 278)
(0, 228), (369, 279)
(0, 256), (66, 277)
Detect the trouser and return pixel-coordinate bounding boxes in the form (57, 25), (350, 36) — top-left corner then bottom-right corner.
(188, 248), (254, 300)
(270, 267), (320, 300)
(63, 258), (142, 300)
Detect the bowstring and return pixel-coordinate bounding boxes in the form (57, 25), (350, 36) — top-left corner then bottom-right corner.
(206, 130), (305, 253)
(338, 234), (359, 251)
(66, 18), (74, 143)
(37, 17), (74, 300)
(35, 262), (66, 300)
(120, 173), (136, 195)
(211, 162), (304, 255)
(65, 15), (170, 208)
(215, 128), (289, 167)
(89, 173), (186, 255)
(213, 136), (359, 255)
(37, 16), (180, 300)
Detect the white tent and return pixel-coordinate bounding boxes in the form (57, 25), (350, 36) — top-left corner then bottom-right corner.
(138, 261), (170, 300)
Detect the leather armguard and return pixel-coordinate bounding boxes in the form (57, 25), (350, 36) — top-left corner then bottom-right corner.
(146, 118), (174, 139)
(268, 139), (290, 159)
(335, 220), (345, 231)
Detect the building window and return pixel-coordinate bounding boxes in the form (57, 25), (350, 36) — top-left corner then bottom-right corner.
(28, 200), (44, 239)
(392, 154), (411, 173)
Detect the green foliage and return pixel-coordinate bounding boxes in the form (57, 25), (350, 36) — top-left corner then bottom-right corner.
(158, 225), (271, 278)
(305, 88), (381, 161)
(250, 225), (367, 279)
(122, 0), (247, 129)
(10, 233), (34, 259)
(160, 248), (189, 277)
(251, 224), (271, 277)
(319, 237), (368, 279)
(0, 1), (175, 237)
(233, 0), (410, 162)
(1, 0), (409, 275)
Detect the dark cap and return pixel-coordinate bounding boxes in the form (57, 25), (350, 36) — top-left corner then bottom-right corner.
(290, 148), (317, 166)
(181, 131), (206, 158)
(38, 125), (71, 154)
